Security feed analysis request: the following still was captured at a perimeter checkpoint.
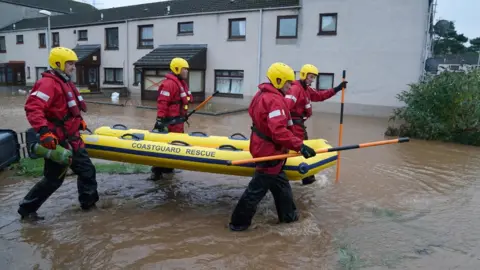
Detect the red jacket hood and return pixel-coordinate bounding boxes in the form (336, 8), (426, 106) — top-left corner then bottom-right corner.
(292, 80), (308, 90)
(165, 73), (183, 83)
(258, 83), (285, 97)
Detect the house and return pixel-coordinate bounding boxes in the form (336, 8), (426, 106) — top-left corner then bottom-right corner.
(0, 0), (434, 117)
(425, 52), (480, 74)
(0, 0), (96, 87)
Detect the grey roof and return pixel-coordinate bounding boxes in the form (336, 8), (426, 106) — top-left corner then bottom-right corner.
(134, 44), (207, 69)
(72, 44), (101, 62)
(0, 0), (97, 14)
(425, 53), (480, 73)
(0, 0), (300, 32)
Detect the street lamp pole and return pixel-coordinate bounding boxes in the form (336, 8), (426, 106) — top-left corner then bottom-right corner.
(38, 10), (52, 69)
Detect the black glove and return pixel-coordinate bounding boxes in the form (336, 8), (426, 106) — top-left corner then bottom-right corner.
(154, 118), (168, 132)
(300, 144), (316, 159)
(333, 81), (348, 93)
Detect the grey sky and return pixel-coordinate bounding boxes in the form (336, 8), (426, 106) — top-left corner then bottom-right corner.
(77, 0), (480, 40)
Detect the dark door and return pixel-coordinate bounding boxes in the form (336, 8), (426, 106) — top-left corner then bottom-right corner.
(87, 67), (99, 92)
(7, 64), (25, 85)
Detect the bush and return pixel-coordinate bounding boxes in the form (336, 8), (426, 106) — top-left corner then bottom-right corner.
(386, 69), (480, 146)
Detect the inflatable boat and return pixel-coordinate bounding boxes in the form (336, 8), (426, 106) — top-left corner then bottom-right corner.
(81, 133), (337, 181)
(94, 124), (251, 150)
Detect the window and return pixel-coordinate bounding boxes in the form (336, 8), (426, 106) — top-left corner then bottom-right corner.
(133, 68), (141, 86)
(16, 35), (24, 44)
(78, 30), (88, 41)
(26, 66), (30, 79)
(177, 21), (193, 35)
(276, 15), (298, 38)
(105, 27), (119, 50)
(138, 25), (153, 48)
(38, 33), (46, 48)
(0, 67), (5, 83)
(52, 32), (60, 47)
(228, 18), (246, 40)
(0, 36), (5, 53)
(215, 70), (244, 96)
(143, 69), (169, 91)
(36, 67), (47, 80)
(104, 68), (123, 84)
(318, 13), (338, 35)
(316, 73), (334, 90)
(188, 71), (204, 93)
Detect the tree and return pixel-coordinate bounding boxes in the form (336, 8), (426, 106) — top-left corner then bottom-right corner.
(432, 20), (469, 56)
(468, 37), (480, 52)
(386, 69), (480, 146)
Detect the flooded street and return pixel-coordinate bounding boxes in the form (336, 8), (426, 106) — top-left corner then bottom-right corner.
(1, 93), (479, 270)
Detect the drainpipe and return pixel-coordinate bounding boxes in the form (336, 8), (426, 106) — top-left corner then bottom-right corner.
(257, 8), (263, 84)
(125, 19), (130, 92)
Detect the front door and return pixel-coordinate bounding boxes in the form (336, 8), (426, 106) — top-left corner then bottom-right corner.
(87, 67), (99, 92)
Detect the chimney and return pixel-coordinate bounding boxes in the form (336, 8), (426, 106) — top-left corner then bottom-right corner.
(13, 24), (16, 30)
(100, 12), (104, 20)
(70, 8), (72, 13)
(166, 5), (170, 15)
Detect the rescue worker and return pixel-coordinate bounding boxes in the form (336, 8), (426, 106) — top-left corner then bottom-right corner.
(229, 62), (318, 232)
(148, 57), (193, 180)
(18, 47), (99, 221)
(285, 64), (348, 185)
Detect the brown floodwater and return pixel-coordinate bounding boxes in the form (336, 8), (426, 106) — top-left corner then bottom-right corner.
(0, 92), (479, 270)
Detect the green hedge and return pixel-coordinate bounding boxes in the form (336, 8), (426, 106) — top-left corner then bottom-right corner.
(386, 69), (480, 146)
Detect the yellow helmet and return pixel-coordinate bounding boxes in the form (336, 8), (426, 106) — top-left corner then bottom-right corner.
(48, 47), (78, 71)
(266, 62), (295, 89)
(299, 64), (319, 80)
(170, 57), (189, 75)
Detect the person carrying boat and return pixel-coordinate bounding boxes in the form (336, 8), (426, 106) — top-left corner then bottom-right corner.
(284, 64), (347, 185)
(229, 62), (318, 232)
(19, 47), (99, 221)
(148, 57), (193, 180)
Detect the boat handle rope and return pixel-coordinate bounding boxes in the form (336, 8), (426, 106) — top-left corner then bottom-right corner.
(80, 128), (93, 134)
(120, 133), (142, 141)
(189, 131), (208, 137)
(229, 133), (248, 139)
(112, 124), (128, 130)
(169, 140), (190, 146)
(218, 144), (240, 151)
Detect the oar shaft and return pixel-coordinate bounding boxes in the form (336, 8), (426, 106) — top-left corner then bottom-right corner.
(227, 137), (409, 166)
(335, 70), (347, 182)
(187, 91), (219, 118)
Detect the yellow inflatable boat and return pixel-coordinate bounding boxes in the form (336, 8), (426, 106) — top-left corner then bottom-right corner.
(82, 132), (337, 181)
(94, 124), (251, 150)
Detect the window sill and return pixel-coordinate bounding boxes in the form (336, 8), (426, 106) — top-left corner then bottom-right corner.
(137, 45), (154, 50)
(103, 82), (124, 85)
(317, 31), (337, 36)
(0, 50), (6, 54)
(39, 46), (46, 49)
(177, 32), (193, 36)
(227, 37), (246, 42)
(105, 47), (119, 51)
(276, 36), (297, 39)
(78, 38), (88, 41)
(216, 92), (243, 99)
(16, 42), (24, 45)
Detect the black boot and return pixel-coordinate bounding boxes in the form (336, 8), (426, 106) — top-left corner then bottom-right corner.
(18, 209), (45, 222)
(147, 167), (163, 181)
(81, 203), (97, 211)
(301, 175), (316, 185)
